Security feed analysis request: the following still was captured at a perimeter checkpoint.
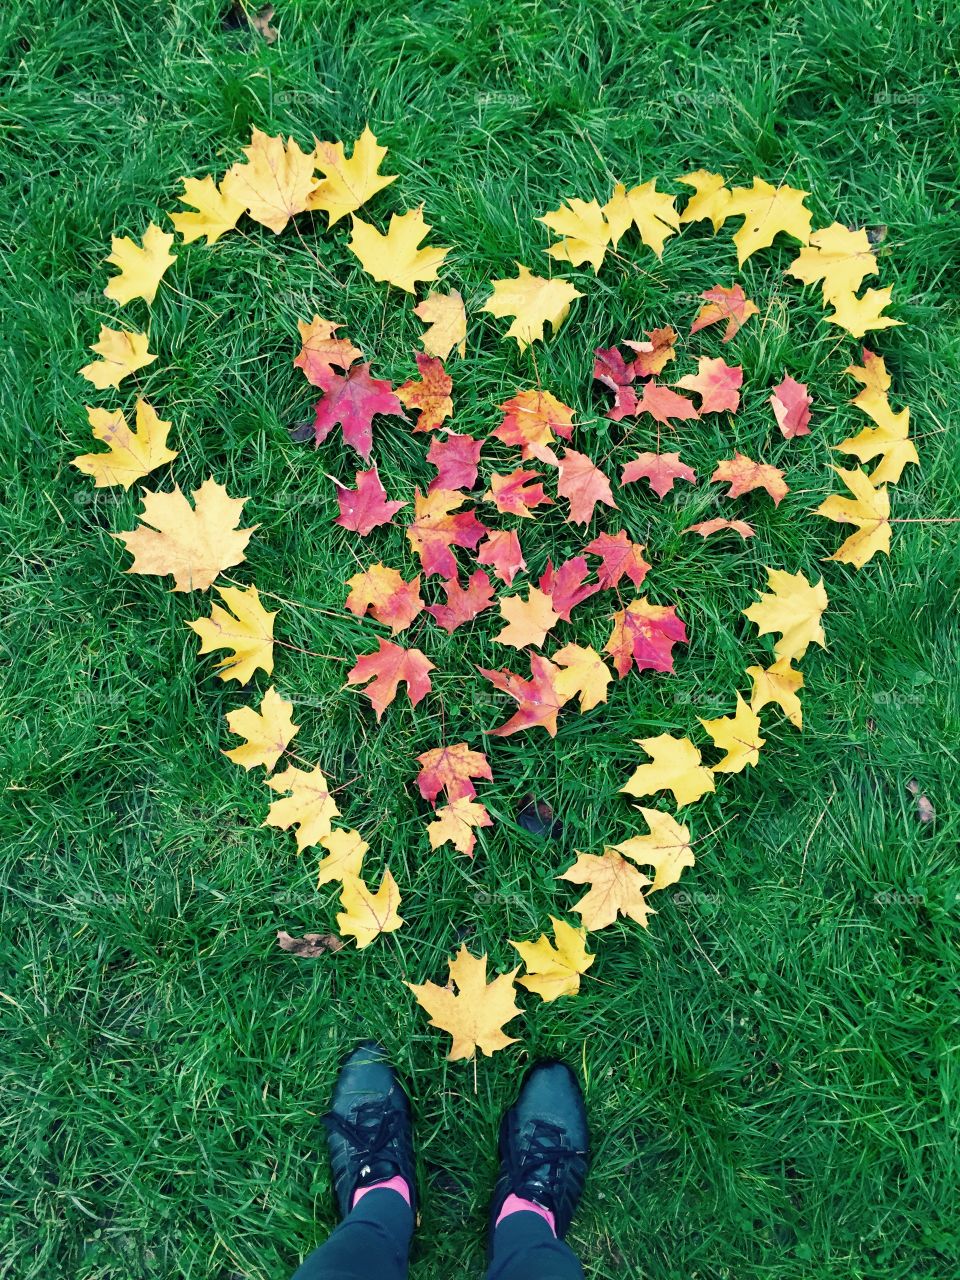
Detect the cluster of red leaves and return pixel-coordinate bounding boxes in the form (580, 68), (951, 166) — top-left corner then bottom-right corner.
(291, 284), (813, 853)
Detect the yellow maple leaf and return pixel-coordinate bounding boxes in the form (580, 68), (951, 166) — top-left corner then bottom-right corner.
(222, 686), (298, 773)
(114, 477), (255, 592)
(79, 326), (156, 390)
(745, 657), (804, 730)
(825, 286), (901, 338)
(414, 289), (467, 359)
(511, 917), (594, 1002)
(482, 264), (582, 349)
(725, 177), (812, 265)
(348, 207), (449, 293)
(551, 643), (611, 711)
(494, 587), (560, 650)
(222, 129), (316, 234)
(406, 946), (522, 1060)
(264, 763), (340, 852)
(104, 223), (176, 307)
(426, 797), (492, 857)
(306, 125), (397, 226)
(676, 169), (732, 232)
(72, 400), (176, 490)
(337, 870), (403, 949)
(699, 694), (765, 774)
(188, 583), (276, 684)
(621, 733), (716, 808)
(816, 466), (891, 568)
(743, 567), (829, 662)
(169, 174), (247, 244)
(835, 354), (917, 485)
(785, 223), (878, 303)
(316, 828), (368, 887)
(612, 807), (694, 893)
(539, 197), (615, 272)
(603, 179), (680, 257)
(560, 848), (654, 931)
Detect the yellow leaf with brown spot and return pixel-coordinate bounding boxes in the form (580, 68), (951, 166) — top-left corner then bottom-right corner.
(72, 400), (176, 490)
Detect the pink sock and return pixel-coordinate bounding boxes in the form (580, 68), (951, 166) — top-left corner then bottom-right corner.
(495, 1192), (556, 1235)
(351, 1175), (411, 1209)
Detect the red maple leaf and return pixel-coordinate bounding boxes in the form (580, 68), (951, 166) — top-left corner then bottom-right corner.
(345, 563), (424, 634)
(538, 556), (599, 621)
(557, 449), (618, 525)
(426, 570), (495, 633)
(486, 469), (553, 518)
(690, 284), (759, 342)
(770, 375), (812, 438)
(636, 381), (700, 427)
(620, 451), (697, 499)
(676, 357), (743, 414)
(710, 452), (788, 504)
(476, 529), (525, 586)
(427, 432), (482, 491)
(593, 345), (639, 421)
(397, 353), (453, 431)
(347, 639), (435, 719)
(478, 654), (566, 737)
(406, 488), (487, 578)
(604, 599), (688, 679)
(310, 362), (404, 461)
(333, 464), (406, 535)
(415, 743), (493, 804)
(585, 530), (651, 590)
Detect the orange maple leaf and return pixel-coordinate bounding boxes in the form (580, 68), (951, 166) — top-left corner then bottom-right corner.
(345, 563), (424, 634)
(711, 452), (788, 505)
(347, 639), (434, 719)
(397, 353), (453, 431)
(479, 655), (566, 737)
(416, 743), (493, 804)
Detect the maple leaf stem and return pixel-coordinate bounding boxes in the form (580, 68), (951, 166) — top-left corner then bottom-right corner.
(273, 637), (349, 661)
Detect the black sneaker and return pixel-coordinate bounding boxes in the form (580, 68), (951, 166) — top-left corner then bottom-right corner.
(322, 1041), (416, 1219)
(490, 1061), (589, 1241)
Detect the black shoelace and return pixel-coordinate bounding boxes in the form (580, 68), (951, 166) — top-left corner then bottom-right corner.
(324, 1101), (403, 1179)
(508, 1119), (576, 1200)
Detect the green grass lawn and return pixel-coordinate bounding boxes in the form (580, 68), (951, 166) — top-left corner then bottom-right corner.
(2, 1), (959, 1277)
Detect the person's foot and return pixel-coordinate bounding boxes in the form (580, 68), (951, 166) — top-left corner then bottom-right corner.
(323, 1041), (416, 1219)
(489, 1061), (589, 1240)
